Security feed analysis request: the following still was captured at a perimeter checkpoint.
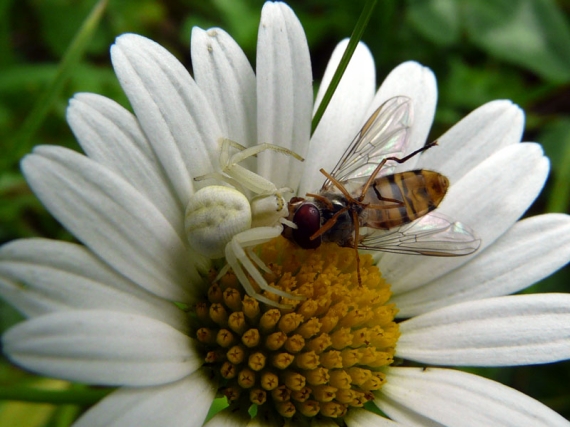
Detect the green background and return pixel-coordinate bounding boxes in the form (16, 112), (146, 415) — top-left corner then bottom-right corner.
(0, 0), (569, 425)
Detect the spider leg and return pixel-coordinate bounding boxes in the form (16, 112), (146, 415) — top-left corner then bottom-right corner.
(227, 141), (304, 165)
(224, 240), (286, 307)
(214, 263), (231, 282)
(219, 138), (304, 195)
(246, 247), (272, 274)
(226, 226), (305, 306)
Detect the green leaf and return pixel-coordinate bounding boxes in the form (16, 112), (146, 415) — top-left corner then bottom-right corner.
(439, 57), (528, 112)
(0, 0), (15, 68)
(212, 0), (260, 49)
(205, 397), (229, 423)
(107, 0), (167, 37)
(463, 0), (570, 83)
(407, 0), (460, 46)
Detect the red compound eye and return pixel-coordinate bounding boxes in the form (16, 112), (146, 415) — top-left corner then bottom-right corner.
(292, 203), (321, 249)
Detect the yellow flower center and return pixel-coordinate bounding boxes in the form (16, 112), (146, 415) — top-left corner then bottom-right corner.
(194, 236), (399, 420)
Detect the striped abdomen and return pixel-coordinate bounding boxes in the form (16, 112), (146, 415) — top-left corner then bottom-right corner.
(361, 170), (449, 229)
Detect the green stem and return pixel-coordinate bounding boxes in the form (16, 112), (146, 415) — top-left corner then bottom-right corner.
(311, 0), (378, 135)
(53, 404), (83, 427)
(4, 0), (109, 169)
(0, 386), (113, 405)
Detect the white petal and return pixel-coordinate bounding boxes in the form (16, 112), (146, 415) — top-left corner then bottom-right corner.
(416, 100), (524, 183)
(371, 398), (445, 427)
(256, 2), (312, 189)
(376, 367), (569, 427)
(3, 310), (200, 386)
(313, 40), (376, 116)
(67, 93), (183, 232)
(345, 408), (406, 427)
(21, 146), (200, 303)
(396, 294), (570, 366)
(74, 369), (216, 427)
(191, 27), (257, 148)
(383, 143), (549, 293)
(393, 214), (570, 316)
(0, 238), (189, 333)
(300, 40), (376, 195)
(111, 34), (221, 204)
(368, 61), (437, 172)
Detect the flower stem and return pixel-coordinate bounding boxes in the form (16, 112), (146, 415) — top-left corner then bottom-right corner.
(311, 0), (378, 135)
(0, 386), (113, 405)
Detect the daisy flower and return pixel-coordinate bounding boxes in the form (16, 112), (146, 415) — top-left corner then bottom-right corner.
(2, 2), (570, 426)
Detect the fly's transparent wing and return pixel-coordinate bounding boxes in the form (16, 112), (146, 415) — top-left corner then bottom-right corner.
(322, 96), (413, 190)
(358, 212), (481, 256)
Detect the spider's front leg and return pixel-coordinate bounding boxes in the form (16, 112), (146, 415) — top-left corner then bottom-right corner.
(224, 226), (304, 308)
(219, 138), (304, 195)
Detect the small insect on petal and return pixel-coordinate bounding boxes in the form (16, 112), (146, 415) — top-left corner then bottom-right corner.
(283, 97), (481, 284)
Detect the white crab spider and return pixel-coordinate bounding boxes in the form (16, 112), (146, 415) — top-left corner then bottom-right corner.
(185, 138), (305, 308)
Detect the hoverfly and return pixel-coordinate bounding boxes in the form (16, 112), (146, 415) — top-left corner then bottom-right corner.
(283, 96), (481, 283)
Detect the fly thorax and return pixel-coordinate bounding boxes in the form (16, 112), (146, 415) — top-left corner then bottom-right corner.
(251, 192), (288, 228)
(318, 195), (354, 247)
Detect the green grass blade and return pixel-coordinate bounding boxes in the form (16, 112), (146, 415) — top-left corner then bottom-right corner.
(5, 0), (109, 169)
(311, 0), (378, 135)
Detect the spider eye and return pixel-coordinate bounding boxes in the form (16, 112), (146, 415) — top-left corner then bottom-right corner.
(292, 203), (321, 249)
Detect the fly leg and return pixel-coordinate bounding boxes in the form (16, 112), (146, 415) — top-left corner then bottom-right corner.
(359, 141), (439, 198)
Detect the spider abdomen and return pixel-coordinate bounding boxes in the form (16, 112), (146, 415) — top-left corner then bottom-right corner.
(185, 185), (251, 258)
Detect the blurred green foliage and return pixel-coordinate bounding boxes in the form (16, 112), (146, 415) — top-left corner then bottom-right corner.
(0, 0), (569, 425)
